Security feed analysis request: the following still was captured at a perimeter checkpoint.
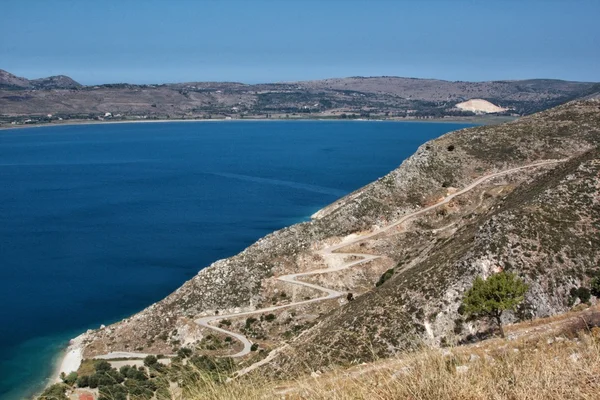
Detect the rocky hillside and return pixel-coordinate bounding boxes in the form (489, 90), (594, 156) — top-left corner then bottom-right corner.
(265, 145), (600, 376)
(75, 100), (599, 380)
(0, 69), (31, 88)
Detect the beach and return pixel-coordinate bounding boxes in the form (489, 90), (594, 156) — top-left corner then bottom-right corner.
(54, 333), (86, 381)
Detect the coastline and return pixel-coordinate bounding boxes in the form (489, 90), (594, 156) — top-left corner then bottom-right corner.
(54, 333), (86, 381)
(27, 333), (86, 400)
(22, 117), (481, 398)
(0, 115), (505, 132)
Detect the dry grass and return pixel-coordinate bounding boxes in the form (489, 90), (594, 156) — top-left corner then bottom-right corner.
(181, 327), (600, 400)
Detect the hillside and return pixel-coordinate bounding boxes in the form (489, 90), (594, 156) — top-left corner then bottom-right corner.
(174, 307), (600, 399)
(0, 69), (81, 90)
(1, 70), (596, 127)
(58, 99), (599, 396)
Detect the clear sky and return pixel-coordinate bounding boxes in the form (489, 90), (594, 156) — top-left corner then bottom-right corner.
(1, 0), (599, 84)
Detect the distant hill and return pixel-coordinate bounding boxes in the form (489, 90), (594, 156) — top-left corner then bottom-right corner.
(0, 69), (597, 126)
(30, 74), (82, 89)
(0, 69), (81, 90)
(0, 69), (31, 89)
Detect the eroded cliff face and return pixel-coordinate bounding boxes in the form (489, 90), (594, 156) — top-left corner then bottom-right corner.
(80, 101), (600, 372)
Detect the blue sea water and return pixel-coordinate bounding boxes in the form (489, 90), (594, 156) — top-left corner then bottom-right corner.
(0, 120), (473, 399)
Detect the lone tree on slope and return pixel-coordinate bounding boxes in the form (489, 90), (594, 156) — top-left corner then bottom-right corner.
(462, 272), (528, 338)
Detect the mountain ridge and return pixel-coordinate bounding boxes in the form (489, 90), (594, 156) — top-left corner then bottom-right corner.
(1, 69), (597, 127)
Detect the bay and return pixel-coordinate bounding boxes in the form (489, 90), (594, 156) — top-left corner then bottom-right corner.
(0, 120), (473, 399)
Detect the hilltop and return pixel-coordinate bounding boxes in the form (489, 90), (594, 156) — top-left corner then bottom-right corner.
(0, 69), (81, 90)
(50, 99), (599, 400)
(1, 69), (597, 127)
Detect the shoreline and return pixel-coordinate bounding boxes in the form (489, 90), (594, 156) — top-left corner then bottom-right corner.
(0, 115), (506, 132)
(30, 333), (86, 400)
(41, 204), (325, 396)
(55, 333), (86, 380)
(50, 333), (86, 385)
(27, 116), (488, 398)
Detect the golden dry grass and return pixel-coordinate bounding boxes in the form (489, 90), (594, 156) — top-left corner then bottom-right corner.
(182, 326), (600, 400)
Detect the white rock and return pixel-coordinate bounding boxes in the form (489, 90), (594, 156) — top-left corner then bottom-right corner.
(456, 365), (470, 374)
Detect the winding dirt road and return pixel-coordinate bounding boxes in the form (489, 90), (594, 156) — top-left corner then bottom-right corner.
(194, 159), (566, 358)
(98, 159), (565, 362)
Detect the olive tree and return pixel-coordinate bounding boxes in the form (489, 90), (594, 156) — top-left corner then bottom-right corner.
(462, 272), (528, 338)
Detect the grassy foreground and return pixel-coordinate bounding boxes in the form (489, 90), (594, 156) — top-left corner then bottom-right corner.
(53, 307), (599, 399)
(184, 326), (600, 399)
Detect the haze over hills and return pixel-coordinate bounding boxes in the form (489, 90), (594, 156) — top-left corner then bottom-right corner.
(1, 69), (597, 127)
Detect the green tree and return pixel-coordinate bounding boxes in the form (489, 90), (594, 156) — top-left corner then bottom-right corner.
(98, 384), (127, 400)
(94, 360), (112, 373)
(76, 375), (89, 387)
(62, 371), (78, 385)
(143, 355), (158, 367)
(462, 272), (528, 338)
(37, 383), (68, 400)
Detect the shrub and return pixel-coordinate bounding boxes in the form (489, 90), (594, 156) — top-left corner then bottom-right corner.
(37, 383), (68, 400)
(576, 287), (591, 303)
(62, 371), (78, 385)
(376, 268), (395, 287)
(250, 343), (259, 352)
(119, 365), (131, 376)
(94, 360), (112, 373)
(264, 313), (276, 322)
(88, 374), (99, 388)
(144, 355), (158, 367)
(98, 384), (127, 400)
(177, 347), (193, 359)
(76, 375), (89, 388)
(591, 275), (600, 297)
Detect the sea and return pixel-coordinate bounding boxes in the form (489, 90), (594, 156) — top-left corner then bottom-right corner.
(0, 120), (473, 399)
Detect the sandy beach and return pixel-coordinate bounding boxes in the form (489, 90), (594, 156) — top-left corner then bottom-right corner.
(53, 333), (86, 382)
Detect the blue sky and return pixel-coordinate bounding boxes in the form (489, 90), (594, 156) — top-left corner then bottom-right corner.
(1, 0), (599, 84)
